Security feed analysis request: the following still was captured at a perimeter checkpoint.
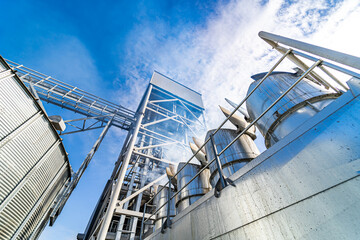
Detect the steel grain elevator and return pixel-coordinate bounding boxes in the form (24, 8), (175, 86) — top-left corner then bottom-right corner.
(0, 57), (71, 240)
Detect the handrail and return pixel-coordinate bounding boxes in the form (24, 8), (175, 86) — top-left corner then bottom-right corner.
(140, 49), (294, 231)
(140, 31), (360, 237)
(144, 58), (321, 227)
(5, 59), (136, 123)
(141, 48), (294, 212)
(259, 31), (360, 71)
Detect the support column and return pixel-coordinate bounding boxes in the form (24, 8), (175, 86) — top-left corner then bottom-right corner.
(97, 85), (152, 240)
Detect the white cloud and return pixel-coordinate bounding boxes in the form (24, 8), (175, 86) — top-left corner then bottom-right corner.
(120, 0), (359, 151)
(39, 1), (360, 238)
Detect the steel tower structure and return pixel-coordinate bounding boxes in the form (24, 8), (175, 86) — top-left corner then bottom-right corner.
(3, 30), (360, 240)
(79, 72), (206, 240)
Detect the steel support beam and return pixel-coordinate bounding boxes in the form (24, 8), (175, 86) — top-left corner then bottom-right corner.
(97, 85), (153, 240)
(114, 209), (155, 221)
(49, 115), (115, 225)
(259, 31), (360, 70)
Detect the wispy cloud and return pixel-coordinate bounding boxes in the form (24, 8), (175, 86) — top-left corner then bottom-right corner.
(118, 0), (358, 138)
(36, 1), (360, 238)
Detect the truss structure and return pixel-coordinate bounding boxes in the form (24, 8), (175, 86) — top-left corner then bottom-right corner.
(81, 72), (206, 240)
(6, 59), (136, 130)
(3, 58), (205, 240)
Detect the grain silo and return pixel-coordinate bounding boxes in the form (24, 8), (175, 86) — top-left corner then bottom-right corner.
(0, 56), (71, 240)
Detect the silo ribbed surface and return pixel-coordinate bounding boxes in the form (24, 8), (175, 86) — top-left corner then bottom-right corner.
(175, 162), (211, 213)
(246, 72), (340, 148)
(0, 57), (71, 240)
(205, 129), (259, 186)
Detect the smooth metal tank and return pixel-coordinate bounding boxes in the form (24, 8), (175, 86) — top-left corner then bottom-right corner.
(153, 185), (176, 230)
(246, 71), (340, 148)
(176, 162), (211, 213)
(205, 129), (259, 186)
(0, 56), (71, 240)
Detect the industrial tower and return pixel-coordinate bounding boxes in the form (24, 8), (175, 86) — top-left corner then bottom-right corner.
(2, 31), (360, 240)
(79, 72), (206, 240)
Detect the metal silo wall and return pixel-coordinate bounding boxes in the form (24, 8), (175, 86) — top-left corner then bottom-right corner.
(0, 57), (71, 240)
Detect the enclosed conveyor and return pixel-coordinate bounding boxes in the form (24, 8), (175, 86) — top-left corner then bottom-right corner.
(0, 56), (71, 239)
(175, 162), (211, 213)
(246, 71), (340, 148)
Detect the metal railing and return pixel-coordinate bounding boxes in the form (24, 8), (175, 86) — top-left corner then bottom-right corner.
(5, 59), (136, 130)
(139, 31), (360, 239)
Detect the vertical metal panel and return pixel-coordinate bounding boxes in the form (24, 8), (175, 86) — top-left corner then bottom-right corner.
(17, 164), (69, 240)
(0, 75), (40, 140)
(0, 57), (71, 240)
(0, 115), (59, 203)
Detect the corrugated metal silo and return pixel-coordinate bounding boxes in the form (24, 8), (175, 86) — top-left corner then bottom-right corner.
(0, 56), (71, 240)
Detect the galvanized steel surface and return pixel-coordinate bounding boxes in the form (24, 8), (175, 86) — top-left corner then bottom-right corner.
(205, 129), (259, 186)
(145, 76), (360, 240)
(175, 163), (211, 213)
(0, 57), (71, 240)
(246, 72), (339, 147)
(154, 186), (176, 230)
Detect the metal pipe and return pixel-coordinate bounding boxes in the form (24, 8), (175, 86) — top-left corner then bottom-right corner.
(218, 60), (322, 157)
(129, 141), (152, 240)
(143, 49), (292, 213)
(115, 136), (145, 239)
(97, 85), (153, 240)
(50, 114), (115, 222)
(140, 203), (147, 240)
(166, 180), (172, 228)
(210, 134), (227, 188)
(291, 49), (360, 79)
(319, 64), (349, 90)
(259, 31), (360, 71)
(318, 64), (349, 90)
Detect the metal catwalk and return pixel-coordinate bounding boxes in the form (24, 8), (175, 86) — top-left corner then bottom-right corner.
(2, 30), (359, 240)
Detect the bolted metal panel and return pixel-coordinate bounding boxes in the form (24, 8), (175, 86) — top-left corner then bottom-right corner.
(246, 72), (340, 148)
(205, 129), (259, 186)
(176, 162), (211, 213)
(0, 56), (71, 240)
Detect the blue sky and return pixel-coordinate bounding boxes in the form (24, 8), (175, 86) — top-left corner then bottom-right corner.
(1, 0), (360, 239)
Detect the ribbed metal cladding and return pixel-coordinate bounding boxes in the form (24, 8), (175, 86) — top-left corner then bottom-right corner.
(0, 56), (71, 240)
